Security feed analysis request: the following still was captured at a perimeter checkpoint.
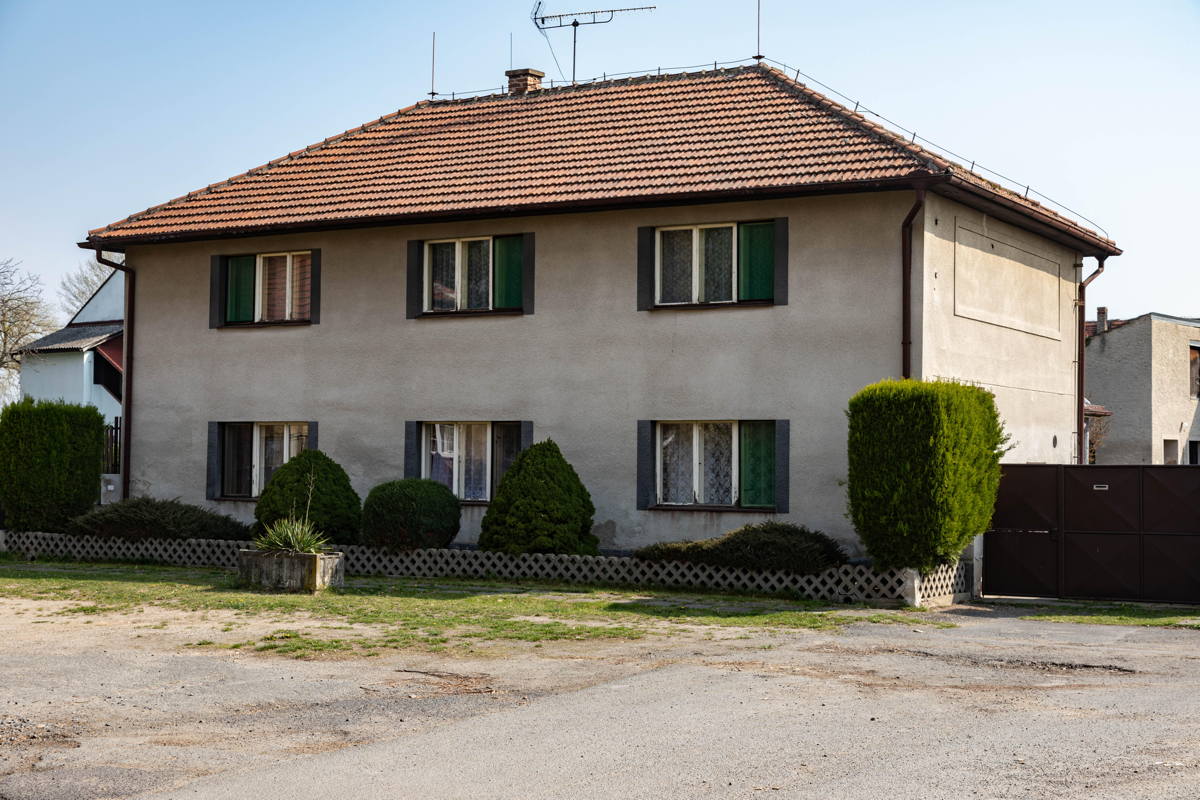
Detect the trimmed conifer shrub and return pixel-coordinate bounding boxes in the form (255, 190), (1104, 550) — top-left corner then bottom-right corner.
(635, 521), (847, 575)
(847, 379), (1009, 572)
(0, 398), (105, 531)
(360, 479), (461, 550)
(478, 439), (598, 555)
(68, 497), (251, 541)
(254, 450), (361, 544)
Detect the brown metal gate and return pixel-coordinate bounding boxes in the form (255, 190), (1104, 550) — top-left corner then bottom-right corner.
(984, 464), (1200, 602)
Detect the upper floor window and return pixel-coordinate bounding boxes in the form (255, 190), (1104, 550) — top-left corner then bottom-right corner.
(207, 421), (312, 499)
(1190, 344), (1199, 397)
(636, 419), (788, 512)
(638, 220), (785, 309)
(210, 250), (320, 327)
(408, 234), (533, 317)
(416, 421), (527, 501)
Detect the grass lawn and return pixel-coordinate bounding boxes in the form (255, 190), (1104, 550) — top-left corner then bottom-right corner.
(1018, 603), (1200, 629)
(0, 559), (945, 657)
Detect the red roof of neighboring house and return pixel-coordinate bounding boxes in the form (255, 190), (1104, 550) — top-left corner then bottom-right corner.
(83, 65), (1119, 256)
(1084, 318), (1131, 338)
(1083, 403), (1113, 417)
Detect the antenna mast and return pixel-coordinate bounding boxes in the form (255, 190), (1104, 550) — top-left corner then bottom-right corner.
(531, 4), (655, 83)
(429, 32), (438, 98)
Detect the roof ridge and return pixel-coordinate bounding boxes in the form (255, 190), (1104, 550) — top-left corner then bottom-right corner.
(88, 102), (425, 236)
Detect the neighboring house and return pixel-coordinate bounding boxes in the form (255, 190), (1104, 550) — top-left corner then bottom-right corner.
(18, 270), (125, 425)
(78, 65), (1120, 550)
(1086, 311), (1200, 465)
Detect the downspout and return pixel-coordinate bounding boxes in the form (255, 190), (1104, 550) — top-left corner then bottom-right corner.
(900, 186), (927, 379)
(1077, 257), (1106, 464)
(94, 250), (134, 498)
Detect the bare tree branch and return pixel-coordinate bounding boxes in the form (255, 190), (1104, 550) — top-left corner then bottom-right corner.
(58, 258), (115, 316)
(0, 258), (57, 404)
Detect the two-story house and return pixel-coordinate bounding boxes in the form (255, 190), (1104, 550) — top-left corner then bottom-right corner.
(80, 65), (1120, 551)
(1086, 312), (1200, 465)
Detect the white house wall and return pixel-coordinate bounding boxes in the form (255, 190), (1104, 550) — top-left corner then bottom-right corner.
(19, 350), (121, 423)
(71, 270), (124, 323)
(124, 191), (1084, 551)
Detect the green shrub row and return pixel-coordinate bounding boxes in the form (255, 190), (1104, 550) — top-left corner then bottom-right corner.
(0, 398), (105, 532)
(635, 521), (847, 575)
(69, 497), (250, 541)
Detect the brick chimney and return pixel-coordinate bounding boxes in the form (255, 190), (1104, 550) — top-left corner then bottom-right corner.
(506, 68), (544, 95)
(1096, 306), (1109, 333)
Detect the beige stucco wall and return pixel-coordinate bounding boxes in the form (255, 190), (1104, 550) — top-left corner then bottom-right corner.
(919, 193), (1081, 464)
(1150, 317), (1200, 464)
(1085, 318), (1153, 463)
(124, 189), (1084, 551)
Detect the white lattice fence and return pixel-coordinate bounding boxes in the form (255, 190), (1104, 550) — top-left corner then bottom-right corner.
(0, 530), (941, 603)
(915, 559), (973, 606)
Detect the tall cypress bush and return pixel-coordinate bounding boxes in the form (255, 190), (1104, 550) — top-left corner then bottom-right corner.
(0, 398), (106, 531)
(846, 379), (1008, 572)
(479, 439), (598, 555)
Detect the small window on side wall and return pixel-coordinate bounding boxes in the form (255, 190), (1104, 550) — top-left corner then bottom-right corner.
(210, 250), (320, 327)
(407, 234), (533, 317)
(638, 219), (786, 310)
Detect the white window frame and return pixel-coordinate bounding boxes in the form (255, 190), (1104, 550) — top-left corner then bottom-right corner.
(254, 251), (311, 322)
(655, 420), (740, 506)
(654, 224), (739, 306)
(421, 421), (494, 500)
(424, 237), (494, 312)
(251, 421), (308, 496)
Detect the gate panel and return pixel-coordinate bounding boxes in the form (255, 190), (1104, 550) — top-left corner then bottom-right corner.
(982, 530), (1058, 597)
(990, 465), (1058, 532)
(1143, 535), (1200, 602)
(1062, 532), (1141, 599)
(1063, 467), (1140, 533)
(1143, 468), (1200, 533)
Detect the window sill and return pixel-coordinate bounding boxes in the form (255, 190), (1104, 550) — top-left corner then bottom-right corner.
(417, 309), (524, 319)
(648, 300), (773, 312)
(212, 496), (257, 503)
(645, 504), (776, 513)
(459, 499), (490, 507)
(218, 320), (313, 329)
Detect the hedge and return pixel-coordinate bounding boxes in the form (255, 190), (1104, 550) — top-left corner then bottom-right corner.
(479, 439), (598, 555)
(68, 496), (251, 541)
(846, 379), (1008, 572)
(0, 398), (105, 532)
(254, 449), (361, 543)
(360, 479), (460, 550)
(635, 521), (847, 574)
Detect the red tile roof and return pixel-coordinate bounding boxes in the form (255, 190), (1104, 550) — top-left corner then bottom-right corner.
(85, 65), (1118, 254)
(1084, 318), (1131, 338)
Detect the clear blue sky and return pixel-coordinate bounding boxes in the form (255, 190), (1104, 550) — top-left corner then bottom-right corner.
(2, 0), (1197, 320)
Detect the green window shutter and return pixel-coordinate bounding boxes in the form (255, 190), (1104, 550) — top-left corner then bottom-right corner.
(739, 420), (776, 508)
(493, 235), (524, 309)
(225, 255), (256, 323)
(738, 221), (775, 301)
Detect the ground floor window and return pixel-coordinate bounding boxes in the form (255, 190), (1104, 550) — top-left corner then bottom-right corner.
(220, 421), (309, 497)
(654, 420), (777, 508)
(422, 421), (523, 501)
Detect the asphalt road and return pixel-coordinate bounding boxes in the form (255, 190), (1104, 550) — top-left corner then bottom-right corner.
(132, 612), (1200, 800)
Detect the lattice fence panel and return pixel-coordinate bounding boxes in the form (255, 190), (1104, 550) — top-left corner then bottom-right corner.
(1, 531), (913, 602)
(917, 559), (972, 605)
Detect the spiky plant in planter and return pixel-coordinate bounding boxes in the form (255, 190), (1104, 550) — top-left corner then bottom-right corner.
(240, 470), (344, 592)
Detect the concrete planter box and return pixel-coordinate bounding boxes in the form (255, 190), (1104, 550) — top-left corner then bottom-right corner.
(237, 550), (344, 593)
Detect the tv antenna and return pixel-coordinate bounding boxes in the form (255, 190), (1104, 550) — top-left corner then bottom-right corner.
(531, 3), (655, 83)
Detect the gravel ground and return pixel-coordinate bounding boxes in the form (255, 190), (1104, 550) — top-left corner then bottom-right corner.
(1, 598), (1198, 799)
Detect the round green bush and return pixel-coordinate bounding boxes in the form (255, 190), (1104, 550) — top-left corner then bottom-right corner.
(254, 449), (361, 544)
(479, 439), (598, 555)
(634, 521), (847, 574)
(0, 398), (105, 532)
(68, 496), (251, 541)
(361, 479), (461, 550)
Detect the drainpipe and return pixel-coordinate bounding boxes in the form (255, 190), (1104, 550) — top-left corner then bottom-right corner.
(94, 249), (134, 499)
(1077, 257), (1106, 465)
(900, 186), (927, 379)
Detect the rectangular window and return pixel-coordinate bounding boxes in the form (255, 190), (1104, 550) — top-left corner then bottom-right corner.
(221, 251), (313, 324)
(424, 236), (523, 313)
(421, 421), (522, 500)
(655, 222), (774, 305)
(654, 420), (776, 508)
(1190, 345), (1199, 397)
(219, 421), (308, 497)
